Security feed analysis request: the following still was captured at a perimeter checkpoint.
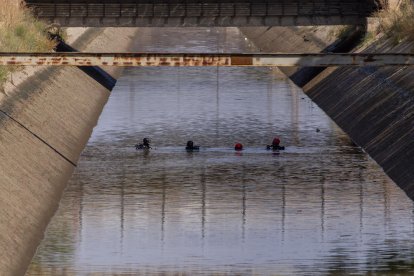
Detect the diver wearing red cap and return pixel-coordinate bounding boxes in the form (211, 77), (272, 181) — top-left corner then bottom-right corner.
(267, 137), (285, 151)
(234, 143), (243, 151)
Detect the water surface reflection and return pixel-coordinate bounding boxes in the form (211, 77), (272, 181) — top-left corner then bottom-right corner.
(28, 28), (414, 275)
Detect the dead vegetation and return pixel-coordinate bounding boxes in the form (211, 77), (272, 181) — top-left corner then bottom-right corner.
(0, 0), (56, 87)
(375, 0), (414, 44)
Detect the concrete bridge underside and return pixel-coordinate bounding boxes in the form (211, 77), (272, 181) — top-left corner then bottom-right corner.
(26, 0), (379, 27)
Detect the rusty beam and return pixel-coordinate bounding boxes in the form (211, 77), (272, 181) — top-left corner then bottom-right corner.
(0, 53), (414, 67)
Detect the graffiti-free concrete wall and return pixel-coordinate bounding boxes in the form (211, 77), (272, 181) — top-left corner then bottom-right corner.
(0, 27), (139, 276)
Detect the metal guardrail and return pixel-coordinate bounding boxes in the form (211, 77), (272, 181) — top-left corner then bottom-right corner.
(0, 53), (413, 67)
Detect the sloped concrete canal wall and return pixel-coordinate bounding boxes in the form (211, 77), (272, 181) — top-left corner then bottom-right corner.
(0, 27), (139, 275)
(2, 24), (413, 275)
(241, 26), (414, 200)
(303, 40), (414, 199)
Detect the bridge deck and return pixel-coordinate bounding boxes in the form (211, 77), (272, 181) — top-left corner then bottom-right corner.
(0, 53), (412, 67)
(25, 0), (378, 27)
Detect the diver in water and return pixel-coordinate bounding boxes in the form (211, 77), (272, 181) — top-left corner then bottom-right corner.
(186, 140), (200, 151)
(266, 137), (285, 151)
(135, 138), (152, 150)
(234, 143), (244, 151)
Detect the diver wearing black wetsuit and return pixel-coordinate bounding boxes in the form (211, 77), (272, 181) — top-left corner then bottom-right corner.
(135, 138), (152, 150)
(186, 140), (200, 151)
(266, 137), (285, 151)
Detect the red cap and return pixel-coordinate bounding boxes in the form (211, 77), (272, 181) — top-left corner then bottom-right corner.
(272, 137), (281, 146)
(235, 143), (243, 151)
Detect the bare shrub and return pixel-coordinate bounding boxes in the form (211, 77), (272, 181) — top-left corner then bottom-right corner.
(375, 0), (414, 44)
(0, 0), (56, 88)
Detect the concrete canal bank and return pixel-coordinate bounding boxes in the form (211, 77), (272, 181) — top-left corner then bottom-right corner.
(240, 26), (414, 200)
(0, 27), (139, 275)
(1, 23), (412, 275)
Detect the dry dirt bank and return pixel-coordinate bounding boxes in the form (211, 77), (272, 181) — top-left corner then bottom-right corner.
(0, 27), (139, 276)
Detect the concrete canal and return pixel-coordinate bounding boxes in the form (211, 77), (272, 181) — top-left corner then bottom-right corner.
(27, 28), (414, 275)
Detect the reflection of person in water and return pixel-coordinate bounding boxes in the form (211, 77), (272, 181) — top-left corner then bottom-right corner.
(185, 140), (200, 151)
(135, 138), (152, 150)
(266, 137), (285, 151)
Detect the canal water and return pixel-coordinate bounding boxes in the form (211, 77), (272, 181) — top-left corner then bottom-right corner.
(28, 28), (414, 275)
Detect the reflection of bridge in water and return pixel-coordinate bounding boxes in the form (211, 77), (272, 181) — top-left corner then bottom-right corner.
(51, 151), (411, 275)
(26, 0), (379, 27)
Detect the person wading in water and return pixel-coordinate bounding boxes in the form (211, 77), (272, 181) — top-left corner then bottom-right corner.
(266, 137), (285, 151)
(186, 140), (200, 152)
(135, 138), (152, 150)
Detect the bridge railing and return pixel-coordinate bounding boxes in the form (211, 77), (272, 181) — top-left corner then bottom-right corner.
(27, 2), (375, 18)
(25, 1), (378, 26)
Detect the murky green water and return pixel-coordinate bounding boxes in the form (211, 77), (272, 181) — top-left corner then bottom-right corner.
(27, 28), (414, 275)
